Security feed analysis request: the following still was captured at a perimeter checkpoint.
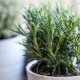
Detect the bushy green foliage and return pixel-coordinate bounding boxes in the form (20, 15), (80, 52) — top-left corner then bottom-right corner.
(16, 3), (80, 76)
(0, 0), (19, 39)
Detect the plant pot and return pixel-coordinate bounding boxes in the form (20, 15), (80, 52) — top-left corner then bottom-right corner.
(26, 60), (80, 80)
(0, 35), (25, 80)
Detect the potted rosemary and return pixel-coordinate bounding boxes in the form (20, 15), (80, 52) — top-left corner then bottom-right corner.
(16, 3), (80, 80)
(0, 0), (25, 80)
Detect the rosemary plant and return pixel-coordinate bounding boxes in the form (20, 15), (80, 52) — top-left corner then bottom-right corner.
(16, 3), (80, 76)
(0, 0), (19, 39)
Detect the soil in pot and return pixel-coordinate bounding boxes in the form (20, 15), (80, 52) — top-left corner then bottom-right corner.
(31, 61), (80, 77)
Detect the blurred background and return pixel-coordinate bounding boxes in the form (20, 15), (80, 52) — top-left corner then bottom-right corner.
(0, 0), (80, 80)
(22, 0), (80, 14)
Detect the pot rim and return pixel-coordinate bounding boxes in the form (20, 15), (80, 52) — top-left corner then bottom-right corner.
(26, 60), (80, 78)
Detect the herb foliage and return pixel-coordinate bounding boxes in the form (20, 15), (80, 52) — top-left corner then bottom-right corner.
(16, 3), (80, 76)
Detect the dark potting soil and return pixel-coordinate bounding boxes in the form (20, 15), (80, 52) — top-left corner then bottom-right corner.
(31, 62), (80, 77)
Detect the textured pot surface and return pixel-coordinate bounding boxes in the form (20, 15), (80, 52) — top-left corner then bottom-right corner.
(0, 36), (25, 80)
(26, 60), (80, 80)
